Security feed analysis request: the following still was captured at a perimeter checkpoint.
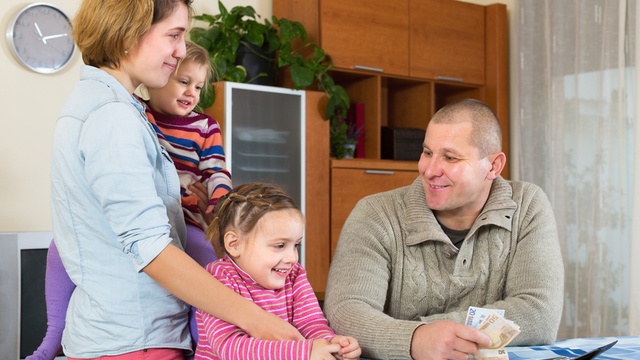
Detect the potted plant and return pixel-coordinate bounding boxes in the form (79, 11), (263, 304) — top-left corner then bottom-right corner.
(190, 1), (352, 158)
(331, 118), (364, 159)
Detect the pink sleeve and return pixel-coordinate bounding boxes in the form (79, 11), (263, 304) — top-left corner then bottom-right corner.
(289, 265), (336, 341)
(195, 261), (313, 360)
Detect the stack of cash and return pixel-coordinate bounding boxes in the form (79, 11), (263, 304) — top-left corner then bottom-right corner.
(465, 306), (521, 360)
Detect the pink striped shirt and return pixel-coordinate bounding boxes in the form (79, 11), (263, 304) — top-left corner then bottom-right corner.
(195, 257), (335, 360)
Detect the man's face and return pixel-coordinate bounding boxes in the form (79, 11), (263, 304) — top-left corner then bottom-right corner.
(418, 121), (494, 222)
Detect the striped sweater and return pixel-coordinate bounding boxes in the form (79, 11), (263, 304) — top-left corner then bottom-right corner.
(145, 106), (232, 230)
(195, 257), (335, 360)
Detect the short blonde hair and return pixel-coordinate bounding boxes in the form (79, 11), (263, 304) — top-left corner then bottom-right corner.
(430, 98), (502, 157)
(73, 0), (193, 68)
(181, 41), (212, 84)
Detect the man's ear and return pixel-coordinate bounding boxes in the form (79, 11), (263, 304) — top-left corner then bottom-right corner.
(487, 152), (506, 180)
(224, 230), (241, 257)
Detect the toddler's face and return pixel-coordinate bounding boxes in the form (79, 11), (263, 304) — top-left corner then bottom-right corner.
(233, 209), (304, 290)
(147, 60), (207, 117)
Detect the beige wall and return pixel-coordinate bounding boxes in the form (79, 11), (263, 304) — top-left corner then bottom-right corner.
(0, 0), (509, 232)
(0, 0), (271, 232)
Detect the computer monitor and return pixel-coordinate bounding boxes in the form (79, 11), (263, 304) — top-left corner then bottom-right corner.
(0, 232), (66, 359)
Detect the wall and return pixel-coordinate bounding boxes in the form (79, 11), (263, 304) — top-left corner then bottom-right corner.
(0, 0), (510, 232)
(0, 0), (271, 232)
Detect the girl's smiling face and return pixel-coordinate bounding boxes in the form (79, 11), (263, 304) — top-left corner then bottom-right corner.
(228, 209), (304, 290)
(146, 60), (207, 116)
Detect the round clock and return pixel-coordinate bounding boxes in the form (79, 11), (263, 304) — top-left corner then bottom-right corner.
(6, 3), (76, 74)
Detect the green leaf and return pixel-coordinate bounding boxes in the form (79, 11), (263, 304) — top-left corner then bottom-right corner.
(226, 65), (248, 83)
(192, 14), (216, 25)
(244, 22), (266, 47)
(218, 0), (228, 18)
(312, 45), (326, 63)
(278, 18), (307, 43)
(198, 82), (215, 110)
(290, 64), (314, 89)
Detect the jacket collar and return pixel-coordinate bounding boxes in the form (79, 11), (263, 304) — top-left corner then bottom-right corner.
(404, 176), (517, 247)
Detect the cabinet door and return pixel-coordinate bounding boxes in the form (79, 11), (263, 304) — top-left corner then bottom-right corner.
(320, 0), (409, 76)
(330, 162), (418, 256)
(410, 0), (485, 85)
(222, 83), (305, 212)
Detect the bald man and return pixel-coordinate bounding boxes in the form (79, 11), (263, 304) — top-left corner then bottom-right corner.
(324, 99), (564, 360)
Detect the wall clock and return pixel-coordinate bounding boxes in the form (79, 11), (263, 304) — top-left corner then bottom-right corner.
(6, 3), (76, 74)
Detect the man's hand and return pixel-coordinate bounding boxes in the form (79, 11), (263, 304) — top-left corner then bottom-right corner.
(410, 320), (492, 360)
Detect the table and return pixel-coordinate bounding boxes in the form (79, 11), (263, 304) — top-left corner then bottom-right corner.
(507, 336), (640, 359)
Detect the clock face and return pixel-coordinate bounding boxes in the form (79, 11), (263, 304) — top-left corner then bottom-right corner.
(6, 3), (75, 74)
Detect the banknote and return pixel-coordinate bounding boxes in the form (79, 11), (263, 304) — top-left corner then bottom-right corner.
(472, 348), (509, 360)
(465, 306), (505, 329)
(476, 312), (521, 349)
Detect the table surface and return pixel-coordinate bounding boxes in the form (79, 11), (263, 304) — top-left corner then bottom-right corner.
(507, 336), (640, 359)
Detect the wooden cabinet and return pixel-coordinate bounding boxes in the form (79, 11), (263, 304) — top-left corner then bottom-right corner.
(274, 1), (509, 174)
(274, 0), (509, 292)
(320, 0), (409, 76)
(274, 0), (408, 76)
(410, 0), (485, 85)
(330, 159), (418, 256)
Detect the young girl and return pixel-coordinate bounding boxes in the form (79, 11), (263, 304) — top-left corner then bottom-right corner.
(143, 40), (232, 231)
(196, 182), (361, 360)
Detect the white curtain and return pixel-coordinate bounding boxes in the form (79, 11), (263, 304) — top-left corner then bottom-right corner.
(513, 0), (639, 339)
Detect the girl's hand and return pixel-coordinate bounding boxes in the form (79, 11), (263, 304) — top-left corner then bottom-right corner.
(188, 182), (215, 225)
(331, 335), (362, 360)
(310, 339), (341, 360)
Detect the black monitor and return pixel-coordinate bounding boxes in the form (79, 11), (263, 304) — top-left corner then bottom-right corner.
(0, 232), (66, 359)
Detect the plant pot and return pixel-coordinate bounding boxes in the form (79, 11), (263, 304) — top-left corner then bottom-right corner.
(342, 143), (356, 159)
(235, 41), (277, 86)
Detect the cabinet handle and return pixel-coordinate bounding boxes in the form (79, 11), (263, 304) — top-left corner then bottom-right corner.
(365, 169), (395, 175)
(354, 65), (384, 73)
(436, 76), (464, 82)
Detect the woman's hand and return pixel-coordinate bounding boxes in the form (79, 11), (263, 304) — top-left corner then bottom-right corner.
(243, 310), (304, 341)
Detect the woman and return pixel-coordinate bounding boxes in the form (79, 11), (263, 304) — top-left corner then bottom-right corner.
(50, 0), (302, 358)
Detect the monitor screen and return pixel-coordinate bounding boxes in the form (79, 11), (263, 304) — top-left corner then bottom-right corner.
(0, 232), (66, 359)
(20, 248), (48, 359)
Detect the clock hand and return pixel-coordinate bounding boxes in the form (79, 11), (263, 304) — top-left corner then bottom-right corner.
(42, 33), (68, 44)
(34, 22), (44, 37)
(33, 22), (47, 44)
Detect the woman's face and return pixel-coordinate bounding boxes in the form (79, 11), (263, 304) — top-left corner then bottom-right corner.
(121, 3), (189, 92)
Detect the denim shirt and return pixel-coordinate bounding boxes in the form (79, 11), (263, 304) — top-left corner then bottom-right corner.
(50, 66), (191, 357)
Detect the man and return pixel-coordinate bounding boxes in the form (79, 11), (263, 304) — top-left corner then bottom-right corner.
(324, 98), (564, 360)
